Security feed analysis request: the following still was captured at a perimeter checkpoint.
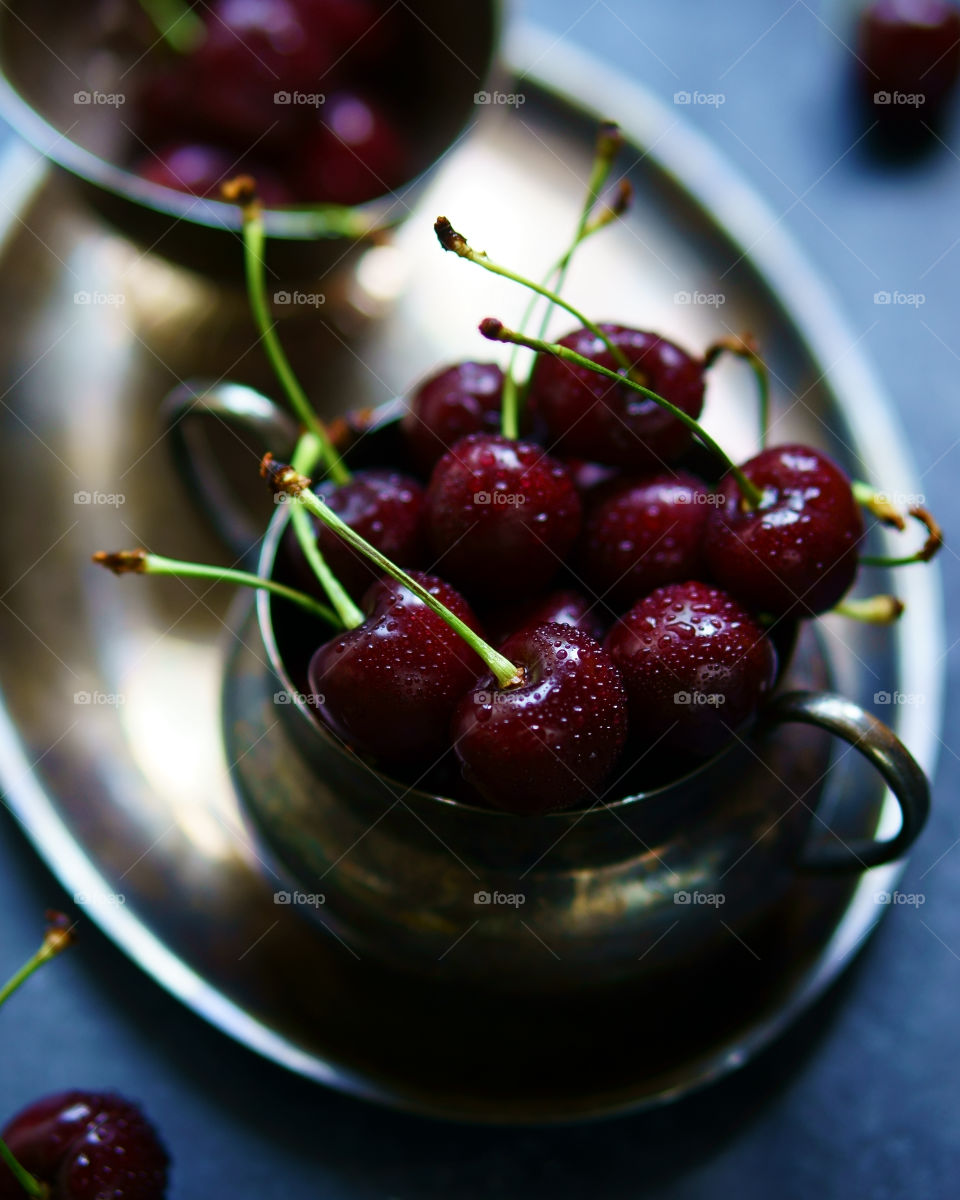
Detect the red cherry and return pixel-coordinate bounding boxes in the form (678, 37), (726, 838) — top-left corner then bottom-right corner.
(0, 1091), (168, 1200)
(703, 445), (865, 616)
(297, 93), (410, 204)
(485, 588), (607, 648)
(579, 471), (710, 610)
(308, 572), (483, 767)
(402, 361), (505, 474)
(859, 0), (960, 137)
(453, 623), (628, 814)
(527, 324), (706, 469)
(605, 581), (777, 759)
(424, 434), (582, 598)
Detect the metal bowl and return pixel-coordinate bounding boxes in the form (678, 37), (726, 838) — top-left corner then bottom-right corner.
(0, 0), (501, 279)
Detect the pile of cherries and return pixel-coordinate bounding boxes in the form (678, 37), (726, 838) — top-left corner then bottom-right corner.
(130, 0), (414, 205)
(98, 128), (940, 819)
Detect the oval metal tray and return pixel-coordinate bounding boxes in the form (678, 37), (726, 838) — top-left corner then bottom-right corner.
(0, 23), (944, 1122)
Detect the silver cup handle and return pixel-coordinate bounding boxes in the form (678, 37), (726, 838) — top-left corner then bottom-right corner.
(763, 690), (930, 872)
(161, 381), (300, 564)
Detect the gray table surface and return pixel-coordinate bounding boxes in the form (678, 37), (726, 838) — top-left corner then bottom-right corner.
(1, 1), (959, 1196)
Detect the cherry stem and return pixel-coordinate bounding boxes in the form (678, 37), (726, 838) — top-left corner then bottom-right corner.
(435, 216), (635, 440)
(858, 503), (943, 568)
(704, 335), (770, 447)
(226, 179), (350, 486)
(852, 480), (906, 529)
(0, 1140), (45, 1198)
(261, 456), (523, 689)
(480, 318), (766, 508)
(288, 433), (364, 629)
(92, 550), (342, 627)
(832, 594), (904, 624)
(135, 0), (205, 53)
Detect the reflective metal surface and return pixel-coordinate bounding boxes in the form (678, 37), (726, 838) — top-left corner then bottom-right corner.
(0, 25), (944, 1122)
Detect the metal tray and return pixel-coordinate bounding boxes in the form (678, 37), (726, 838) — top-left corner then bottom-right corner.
(0, 24), (944, 1123)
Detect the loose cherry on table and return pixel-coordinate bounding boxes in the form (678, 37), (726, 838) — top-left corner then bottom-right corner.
(578, 471), (710, 610)
(424, 433), (583, 598)
(858, 0), (960, 139)
(703, 444), (866, 617)
(605, 580), (778, 758)
(452, 623), (629, 814)
(402, 361), (505, 474)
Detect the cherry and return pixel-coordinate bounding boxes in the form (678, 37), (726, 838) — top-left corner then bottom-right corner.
(605, 581), (777, 759)
(858, 0), (960, 137)
(0, 1091), (168, 1200)
(527, 325), (706, 469)
(424, 434), (582, 598)
(579, 471), (710, 610)
(288, 468), (427, 601)
(296, 93), (410, 205)
(308, 572), (484, 768)
(563, 458), (620, 498)
(296, 0), (389, 64)
(485, 588), (607, 648)
(452, 623), (628, 814)
(402, 362), (505, 475)
(703, 444), (865, 616)
(136, 144), (293, 204)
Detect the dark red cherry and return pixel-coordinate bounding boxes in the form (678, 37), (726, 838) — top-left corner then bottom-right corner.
(858, 0), (960, 135)
(485, 588), (607, 648)
(308, 572), (483, 767)
(527, 325), (706, 469)
(452, 623), (628, 814)
(703, 445), (865, 616)
(297, 0), (389, 64)
(297, 93), (410, 205)
(402, 362), (505, 474)
(563, 458), (620, 497)
(579, 471), (710, 610)
(0, 1091), (168, 1200)
(136, 144), (293, 204)
(424, 434), (582, 597)
(290, 468), (426, 601)
(605, 581), (777, 759)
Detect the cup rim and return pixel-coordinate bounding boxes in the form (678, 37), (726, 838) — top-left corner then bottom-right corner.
(255, 503), (746, 819)
(0, 3), (502, 242)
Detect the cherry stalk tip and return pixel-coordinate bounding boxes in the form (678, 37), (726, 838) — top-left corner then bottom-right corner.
(434, 216), (468, 256)
(260, 453), (310, 496)
(92, 549), (147, 575)
(221, 174), (259, 210)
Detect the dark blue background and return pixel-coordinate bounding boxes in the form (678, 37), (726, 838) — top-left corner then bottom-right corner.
(2, 1), (959, 1196)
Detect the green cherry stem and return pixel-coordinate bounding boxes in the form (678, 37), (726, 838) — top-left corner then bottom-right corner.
(857, 501), (943, 568)
(434, 216), (635, 440)
(136, 0), (205, 53)
(92, 549), (341, 627)
(479, 318), (766, 508)
(832, 594), (904, 623)
(704, 335), (771, 447)
(289, 433), (364, 629)
(262, 456), (523, 689)
(226, 180), (350, 485)
(0, 913), (74, 1199)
